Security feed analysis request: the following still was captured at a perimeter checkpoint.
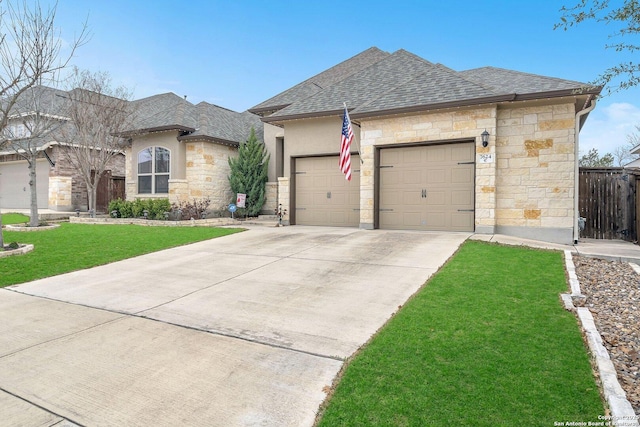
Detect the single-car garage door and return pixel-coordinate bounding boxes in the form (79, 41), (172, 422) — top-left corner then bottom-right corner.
(0, 160), (49, 209)
(379, 142), (475, 231)
(295, 155), (360, 226)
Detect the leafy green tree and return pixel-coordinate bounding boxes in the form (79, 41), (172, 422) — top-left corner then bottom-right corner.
(579, 147), (615, 167)
(556, 0), (640, 95)
(228, 127), (269, 217)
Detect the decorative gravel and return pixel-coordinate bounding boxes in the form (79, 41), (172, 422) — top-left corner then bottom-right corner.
(574, 256), (640, 416)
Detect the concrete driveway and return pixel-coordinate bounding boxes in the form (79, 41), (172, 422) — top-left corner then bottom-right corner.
(0, 226), (469, 426)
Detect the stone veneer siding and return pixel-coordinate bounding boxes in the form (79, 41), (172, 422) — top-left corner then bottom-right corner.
(359, 106), (497, 231)
(495, 102), (576, 243)
(48, 176), (72, 210)
(129, 140), (237, 212)
(276, 177), (290, 225)
(356, 100), (578, 243)
(49, 145), (125, 211)
(183, 141), (235, 210)
(263, 181), (278, 215)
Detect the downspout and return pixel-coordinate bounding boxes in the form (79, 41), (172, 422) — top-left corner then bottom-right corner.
(574, 96), (596, 244)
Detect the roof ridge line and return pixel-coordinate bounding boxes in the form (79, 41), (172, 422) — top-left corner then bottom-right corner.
(433, 63), (503, 95)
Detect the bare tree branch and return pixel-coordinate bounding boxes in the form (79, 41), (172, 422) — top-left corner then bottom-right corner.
(58, 68), (135, 215)
(0, 0), (87, 245)
(556, 0), (640, 95)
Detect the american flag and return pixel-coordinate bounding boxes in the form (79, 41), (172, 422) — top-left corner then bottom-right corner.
(340, 106), (353, 181)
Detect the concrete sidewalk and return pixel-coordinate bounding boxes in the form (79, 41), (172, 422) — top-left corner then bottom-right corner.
(471, 233), (640, 264)
(0, 227), (470, 426)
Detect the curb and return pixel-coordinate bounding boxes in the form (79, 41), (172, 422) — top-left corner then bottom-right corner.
(0, 244), (34, 258)
(563, 251), (639, 426)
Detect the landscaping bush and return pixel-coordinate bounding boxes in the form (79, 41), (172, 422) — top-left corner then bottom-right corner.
(171, 198), (211, 220)
(108, 198), (171, 220)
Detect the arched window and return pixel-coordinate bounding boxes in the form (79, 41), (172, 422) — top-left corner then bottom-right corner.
(138, 146), (170, 194)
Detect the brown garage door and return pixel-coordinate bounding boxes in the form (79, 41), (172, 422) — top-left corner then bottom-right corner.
(0, 160), (49, 209)
(379, 142), (475, 231)
(295, 155), (360, 226)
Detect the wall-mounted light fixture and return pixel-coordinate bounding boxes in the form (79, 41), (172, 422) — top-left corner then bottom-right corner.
(481, 130), (490, 148)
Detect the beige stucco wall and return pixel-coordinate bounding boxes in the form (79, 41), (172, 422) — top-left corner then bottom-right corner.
(495, 101), (577, 242)
(282, 116), (362, 177)
(127, 131), (185, 201)
(360, 106), (497, 230)
(264, 123), (282, 182)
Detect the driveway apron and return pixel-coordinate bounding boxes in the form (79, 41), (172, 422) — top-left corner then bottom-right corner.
(0, 226), (469, 426)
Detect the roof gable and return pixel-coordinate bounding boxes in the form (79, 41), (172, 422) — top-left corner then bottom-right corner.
(267, 49), (436, 120)
(353, 63), (503, 116)
(249, 47), (390, 114)
(129, 93), (262, 146)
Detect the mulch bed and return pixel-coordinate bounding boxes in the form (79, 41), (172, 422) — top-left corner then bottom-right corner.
(574, 256), (640, 416)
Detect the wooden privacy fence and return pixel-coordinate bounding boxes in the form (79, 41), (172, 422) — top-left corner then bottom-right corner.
(578, 167), (639, 241)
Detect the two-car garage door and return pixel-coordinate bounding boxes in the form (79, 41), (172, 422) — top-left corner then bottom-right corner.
(293, 142), (475, 231)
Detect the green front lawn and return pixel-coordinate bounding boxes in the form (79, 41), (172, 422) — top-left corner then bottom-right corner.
(317, 241), (604, 426)
(1, 212), (29, 225)
(0, 223), (242, 287)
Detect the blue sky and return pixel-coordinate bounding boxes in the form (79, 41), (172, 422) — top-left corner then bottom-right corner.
(48, 0), (640, 158)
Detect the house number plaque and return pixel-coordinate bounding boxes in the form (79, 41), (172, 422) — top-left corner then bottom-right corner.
(478, 153), (494, 164)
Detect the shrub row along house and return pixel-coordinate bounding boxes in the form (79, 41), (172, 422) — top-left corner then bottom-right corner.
(0, 47), (600, 244)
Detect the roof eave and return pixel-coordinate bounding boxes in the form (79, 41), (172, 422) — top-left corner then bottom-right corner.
(512, 87), (602, 102)
(119, 124), (196, 137)
(177, 134), (240, 148)
(247, 103), (291, 117)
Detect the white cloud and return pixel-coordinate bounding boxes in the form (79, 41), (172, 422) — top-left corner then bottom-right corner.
(579, 102), (640, 156)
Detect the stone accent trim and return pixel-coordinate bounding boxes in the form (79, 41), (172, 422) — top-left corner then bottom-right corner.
(48, 176), (73, 211)
(263, 181), (278, 215)
(277, 177), (290, 225)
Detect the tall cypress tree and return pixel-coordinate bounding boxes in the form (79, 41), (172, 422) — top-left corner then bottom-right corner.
(228, 127), (269, 217)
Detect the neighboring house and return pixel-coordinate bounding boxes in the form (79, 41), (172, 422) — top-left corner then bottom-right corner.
(0, 86), (125, 212)
(249, 47), (601, 244)
(121, 93), (263, 211)
(624, 144), (640, 169)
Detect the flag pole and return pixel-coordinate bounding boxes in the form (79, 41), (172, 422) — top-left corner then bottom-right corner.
(344, 102), (364, 164)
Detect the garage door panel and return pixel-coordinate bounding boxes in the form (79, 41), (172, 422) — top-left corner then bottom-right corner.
(295, 155), (359, 227)
(403, 170), (422, 185)
(425, 212), (446, 228)
(402, 149), (423, 164)
(452, 167), (473, 183)
(402, 190), (421, 205)
(451, 190), (473, 206)
(427, 169), (446, 184)
(451, 213), (474, 230)
(0, 160), (49, 209)
(379, 143), (475, 232)
(451, 145), (475, 161)
(426, 147), (446, 162)
(429, 193), (447, 206)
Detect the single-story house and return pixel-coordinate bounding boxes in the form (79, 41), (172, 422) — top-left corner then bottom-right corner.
(121, 93), (263, 211)
(249, 47), (601, 245)
(0, 86), (125, 212)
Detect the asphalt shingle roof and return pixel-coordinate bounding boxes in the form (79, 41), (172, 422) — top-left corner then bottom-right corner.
(269, 50), (438, 118)
(130, 92), (263, 145)
(459, 66), (589, 94)
(249, 47), (390, 114)
(256, 47), (599, 122)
